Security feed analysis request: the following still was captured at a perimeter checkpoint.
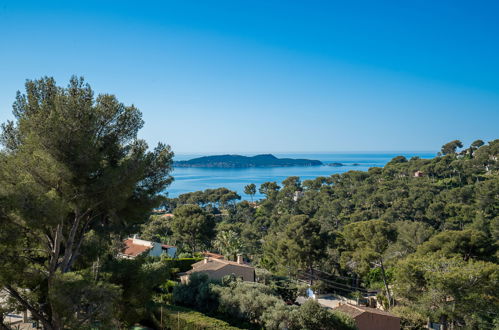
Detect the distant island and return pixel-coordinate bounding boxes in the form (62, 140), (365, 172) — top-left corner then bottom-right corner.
(327, 162), (344, 167)
(174, 154), (323, 168)
(327, 162), (361, 167)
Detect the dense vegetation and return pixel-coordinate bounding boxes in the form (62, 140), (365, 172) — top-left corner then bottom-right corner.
(157, 138), (499, 329)
(0, 77), (174, 329)
(0, 76), (497, 329)
(171, 273), (355, 330)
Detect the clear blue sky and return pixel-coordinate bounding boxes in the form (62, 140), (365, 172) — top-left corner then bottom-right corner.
(0, 0), (498, 153)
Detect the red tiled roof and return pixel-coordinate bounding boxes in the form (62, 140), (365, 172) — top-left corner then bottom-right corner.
(162, 244), (176, 249)
(122, 238), (152, 257)
(201, 251), (224, 259)
(334, 304), (399, 319)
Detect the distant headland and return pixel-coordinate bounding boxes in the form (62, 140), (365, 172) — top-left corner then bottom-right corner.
(174, 154), (323, 168)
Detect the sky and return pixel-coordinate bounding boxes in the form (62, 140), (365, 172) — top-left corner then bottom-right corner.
(0, 0), (498, 153)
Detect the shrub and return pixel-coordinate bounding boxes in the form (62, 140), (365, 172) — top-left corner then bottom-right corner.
(296, 300), (357, 330)
(156, 305), (244, 330)
(172, 273), (219, 313)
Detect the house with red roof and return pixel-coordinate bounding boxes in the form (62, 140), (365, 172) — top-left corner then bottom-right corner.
(334, 303), (400, 330)
(119, 236), (177, 259)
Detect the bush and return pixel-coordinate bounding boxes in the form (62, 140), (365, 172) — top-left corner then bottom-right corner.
(214, 281), (284, 326)
(297, 300), (357, 330)
(255, 269), (307, 303)
(156, 305), (244, 330)
(174, 277), (356, 330)
(172, 273), (219, 313)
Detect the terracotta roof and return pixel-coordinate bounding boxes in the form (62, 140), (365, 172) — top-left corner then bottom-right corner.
(183, 258), (254, 275)
(334, 304), (399, 319)
(162, 244), (176, 249)
(122, 238), (152, 257)
(200, 251), (225, 259)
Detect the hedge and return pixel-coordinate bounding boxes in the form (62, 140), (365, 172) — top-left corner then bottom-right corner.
(155, 305), (245, 330)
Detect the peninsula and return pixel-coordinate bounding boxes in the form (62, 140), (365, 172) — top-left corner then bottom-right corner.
(174, 154), (323, 168)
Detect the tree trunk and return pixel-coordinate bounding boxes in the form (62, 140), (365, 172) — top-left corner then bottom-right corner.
(48, 276), (63, 330)
(4, 285), (54, 330)
(379, 261), (392, 308)
(309, 263), (314, 286)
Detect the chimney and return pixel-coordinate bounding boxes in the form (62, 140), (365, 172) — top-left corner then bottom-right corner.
(237, 254), (243, 264)
(204, 257), (209, 264)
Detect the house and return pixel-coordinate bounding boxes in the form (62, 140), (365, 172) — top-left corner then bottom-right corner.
(179, 255), (255, 284)
(161, 244), (177, 258)
(119, 236), (177, 259)
(151, 208), (167, 214)
(293, 190), (304, 202)
(413, 170), (424, 177)
(334, 303), (400, 330)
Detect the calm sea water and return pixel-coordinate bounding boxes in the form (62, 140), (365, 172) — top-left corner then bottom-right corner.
(167, 152), (436, 200)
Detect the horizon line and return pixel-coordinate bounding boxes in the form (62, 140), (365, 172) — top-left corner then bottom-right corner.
(173, 150), (438, 155)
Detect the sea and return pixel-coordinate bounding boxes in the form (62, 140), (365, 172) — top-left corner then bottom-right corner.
(167, 152), (436, 200)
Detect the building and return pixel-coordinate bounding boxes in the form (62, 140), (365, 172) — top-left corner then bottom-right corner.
(293, 190), (304, 201)
(414, 170), (424, 177)
(179, 255), (255, 284)
(334, 303), (400, 330)
(161, 244), (177, 258)
(119, 236), (177, 259)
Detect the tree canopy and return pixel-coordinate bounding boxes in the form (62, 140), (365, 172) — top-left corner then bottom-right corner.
(0, 76), (173, 329)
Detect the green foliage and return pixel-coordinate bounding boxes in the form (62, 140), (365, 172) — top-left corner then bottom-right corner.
(140, 214), (172, 242)
(0, 76), (173, 329)
(48, 272), (121, 329)
(340, 220), (397, 274)
(213, 230), (245, 260)
(364, 267), (394, 291)
(214, 281), (285, 327)
(244, 183), (256, 201)
(387, 221), (435, 257)
(161, 139), (498, 327)
(174, 276), (355, 330)
(176, 187), (241, 210)
(394, 255), (499, 328)
(156, 305), (244, 330)
(340, 220), (397, 306)
(104, 257), (171, 326)
(416, 229), (497, 261)
(264, 215), (326, 275)
(259, 181), (280, 200)
(441, 140), (463, 155)
(172, 273), (219, 313)
(256, 269), (307, 303)
(1, 88), (497, 330)
(171, 204), (216, 252)
(162, 257), (203, 273)
(297, 300), (357, 330)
